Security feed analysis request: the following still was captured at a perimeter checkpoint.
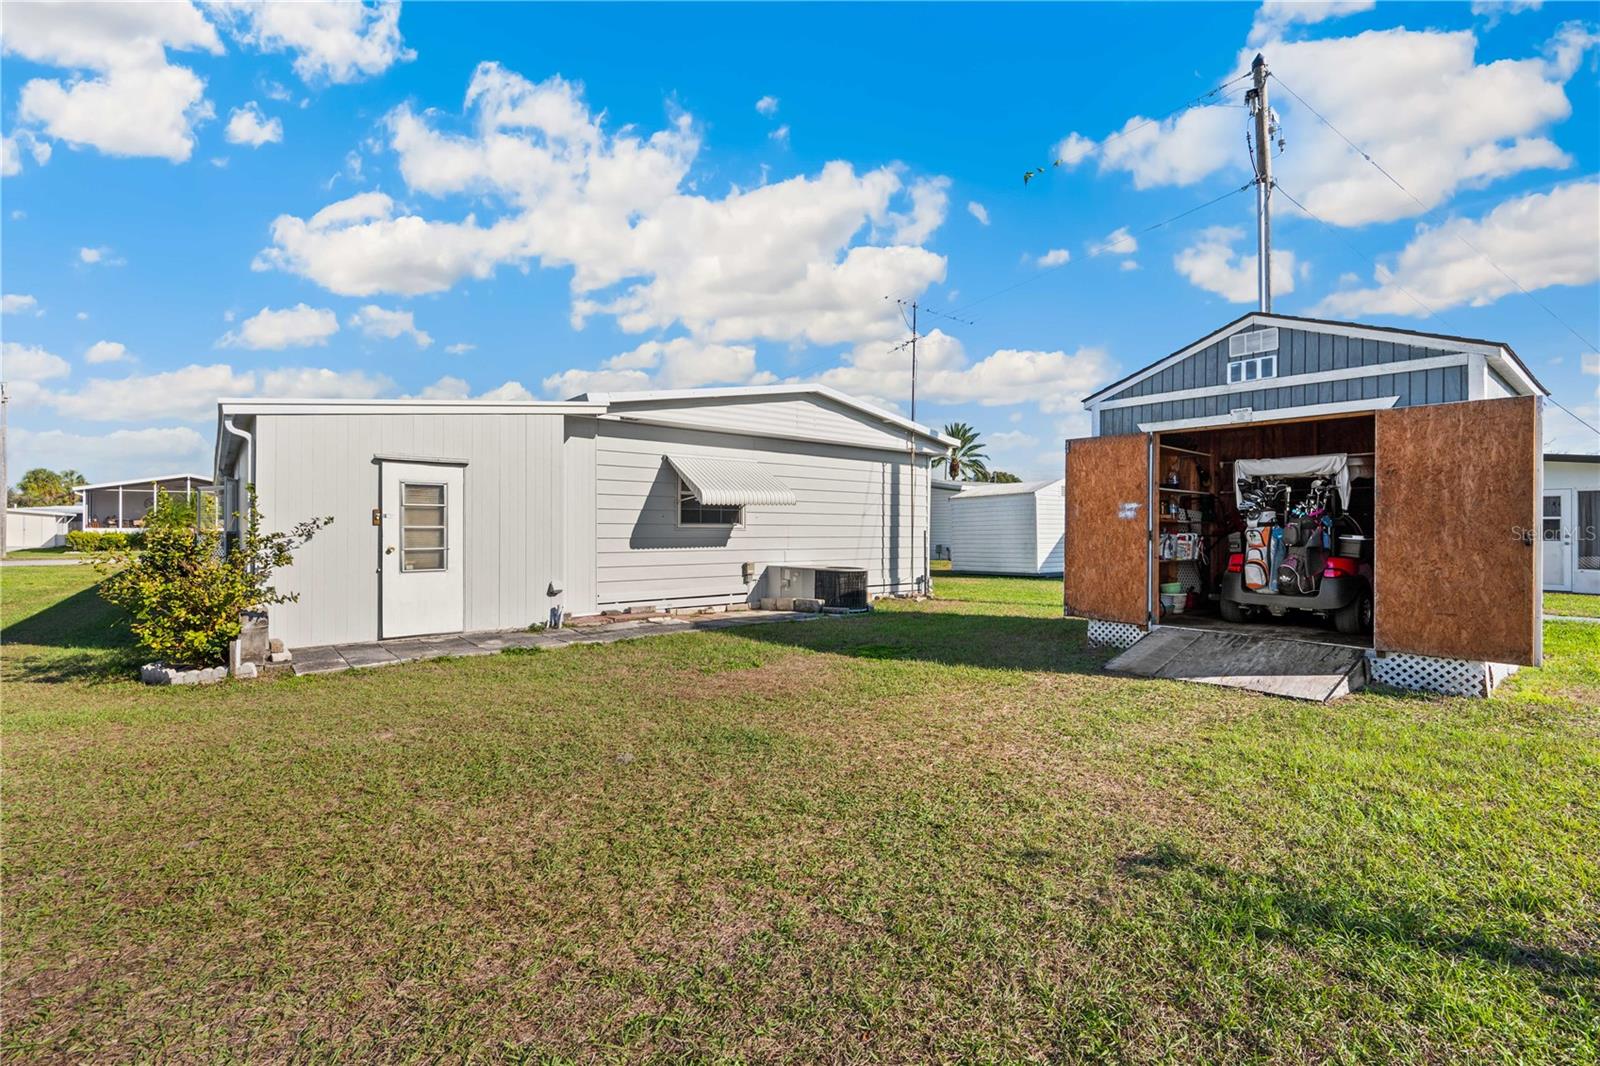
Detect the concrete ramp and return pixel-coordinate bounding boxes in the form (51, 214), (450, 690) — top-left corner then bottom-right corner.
(1105, 627), (1368, 702)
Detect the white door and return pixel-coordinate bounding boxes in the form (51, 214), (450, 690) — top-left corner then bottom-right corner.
(1542, 489), (1574, 591)
(380, 462), (465, 637)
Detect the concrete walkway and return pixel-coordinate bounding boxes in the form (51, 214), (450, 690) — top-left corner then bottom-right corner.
(290, 610), (828, 676)
(1, 557), (93, 567)
(1546, 614), (1600, 624)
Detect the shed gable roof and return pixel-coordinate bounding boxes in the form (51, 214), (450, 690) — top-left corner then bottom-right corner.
(1082, 312), (1544, 406)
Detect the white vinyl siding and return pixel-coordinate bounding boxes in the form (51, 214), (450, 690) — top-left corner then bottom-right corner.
(947, 480), (1064, 576)
(251, 410), (575, 648)
(593, 420), (928, 610)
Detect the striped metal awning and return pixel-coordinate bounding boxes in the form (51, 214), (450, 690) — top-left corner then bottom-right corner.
(666, 455), (797, 507)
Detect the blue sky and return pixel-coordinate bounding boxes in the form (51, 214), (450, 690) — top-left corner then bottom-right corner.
(3, 0), (1597, 484)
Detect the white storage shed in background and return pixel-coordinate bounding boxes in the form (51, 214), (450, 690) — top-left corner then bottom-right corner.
(930, 479), (961, 560)
(945, 479), (1065, 577)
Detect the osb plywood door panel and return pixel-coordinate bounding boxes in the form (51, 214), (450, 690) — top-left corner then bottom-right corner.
(1064, 434), (1150, 625)
(1375, 395), (1540, 665)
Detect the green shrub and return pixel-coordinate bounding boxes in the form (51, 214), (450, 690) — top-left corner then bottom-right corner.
(66, 530), (145, 552)
(97, 489), (330, 669)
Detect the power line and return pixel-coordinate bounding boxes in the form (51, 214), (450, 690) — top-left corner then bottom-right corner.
(949, 180), (1255, 315)
(780, 181), (1256, 388)
(1270, 71), (1599, 353)
(1024, 71), (1254, 184)
(1272, 181), (1460, 330)
(1278, 179), (1599, 439)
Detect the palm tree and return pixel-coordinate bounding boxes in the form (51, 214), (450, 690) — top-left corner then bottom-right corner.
(934, 422), (989, 481)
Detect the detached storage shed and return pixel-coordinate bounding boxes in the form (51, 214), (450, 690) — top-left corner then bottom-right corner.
(214, 385), (953, 649)
(945, 480), (1065, 576)
(1066, 313), (1548, 697)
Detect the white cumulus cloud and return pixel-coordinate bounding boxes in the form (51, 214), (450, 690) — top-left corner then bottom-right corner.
(3, 0), (223, 164)
(1173, 226), (1296, 303)
(1089, 226), (1137, 256)
(1313, 180), (1600, 318)
(755, 95), (779, 116)
(966, 201), (990, 226)
(206, 0), (415, 84)
(84, 340), (131, 364)
(10, 426), (212, 483)
(349, 305), (432, 347)
(1248, 0), (1375, 46)
(2, 294), (40, 315)
(225, 101), (283, 146)
(1035, 248), (1070, 268)
(1055, 22), (1595, 227)
(543, 337), (770, 397)
(220, 304), (340, 349)
(257, 62), (949, 351)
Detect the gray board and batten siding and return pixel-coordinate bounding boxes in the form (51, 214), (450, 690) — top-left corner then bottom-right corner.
(1097, 324), (1469, 437)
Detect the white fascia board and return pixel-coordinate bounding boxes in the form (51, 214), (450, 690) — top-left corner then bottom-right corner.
(1136, 395), (1400, 433)
(1084, 313), (1518, 405)
(217, 397), (607, 417)
(1097, 351), (1470, 411)
(74, 472), (216, 492)
(1484, 351), (1544, 396)
(600, 412), (950, 457)
(588, 383), (958, 448)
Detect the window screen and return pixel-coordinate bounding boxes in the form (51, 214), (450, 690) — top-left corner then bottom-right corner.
(678, 479), (742, 526)
(1228, 327), (1279, 359)
(401, 482), (447, 571)
(1543, 494), (1563, 542)
(1580, 490), (1598, 571)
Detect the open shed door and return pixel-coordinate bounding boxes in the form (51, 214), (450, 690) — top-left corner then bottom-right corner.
(1375, 395), (1540, 665)
(1064, 433), (1151, 625)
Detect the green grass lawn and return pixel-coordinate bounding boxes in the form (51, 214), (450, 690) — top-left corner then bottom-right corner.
(2, 546), (85, 560)
(4, 567), (1598, 1061)
(1546, 591), (1600, 619)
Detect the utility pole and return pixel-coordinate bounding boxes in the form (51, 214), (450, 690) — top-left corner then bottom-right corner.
(909, 299), (918, 423)
(1247, 52), (1274, 313)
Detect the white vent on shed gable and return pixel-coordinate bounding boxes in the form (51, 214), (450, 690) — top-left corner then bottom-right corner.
(1228, 327), (1279, 359)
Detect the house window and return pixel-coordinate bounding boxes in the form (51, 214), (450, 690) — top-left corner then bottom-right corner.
(400, 482), (448, 571)
(678, 478), (742, 526)
(1227, 328), (1278, 384)
(1580, 491), (1599, 571)
(1227, 354), (1277, 384)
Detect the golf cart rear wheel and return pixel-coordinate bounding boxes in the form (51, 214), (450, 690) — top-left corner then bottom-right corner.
(1333, 593), (1371, 635)
(1219, 597), (1248, 623)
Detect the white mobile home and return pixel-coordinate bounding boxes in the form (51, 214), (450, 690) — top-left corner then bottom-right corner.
(945, 480), (1065, 576)
(214, 385), (954, 649)
(1542, 454), (1599, 595)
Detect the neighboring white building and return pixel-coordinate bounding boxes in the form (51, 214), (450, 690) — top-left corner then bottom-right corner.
(1543, 454), (1599, 596)
(930, 478), (961, 560)
(945, 479), (1065, 577)
(214, 385), (955, 649)
(4, 506), (80, 550)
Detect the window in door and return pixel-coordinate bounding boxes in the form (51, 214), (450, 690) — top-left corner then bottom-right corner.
(401, 482), (448, 571)
(1542, 494), (1563, 542)
(1581, 491), (1599, 571)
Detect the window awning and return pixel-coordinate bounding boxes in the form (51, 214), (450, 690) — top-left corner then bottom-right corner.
(666, 455), (797, 507)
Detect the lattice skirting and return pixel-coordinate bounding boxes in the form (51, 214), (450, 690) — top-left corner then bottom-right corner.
(1086, 619), (1146, 649)
(1367, 653), (1520, 698)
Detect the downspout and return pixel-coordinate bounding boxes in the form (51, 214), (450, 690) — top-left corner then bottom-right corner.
(221, 416), (253, 536)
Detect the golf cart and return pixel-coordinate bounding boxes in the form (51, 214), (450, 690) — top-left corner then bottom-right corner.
(1220, 453), (1373, 635)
